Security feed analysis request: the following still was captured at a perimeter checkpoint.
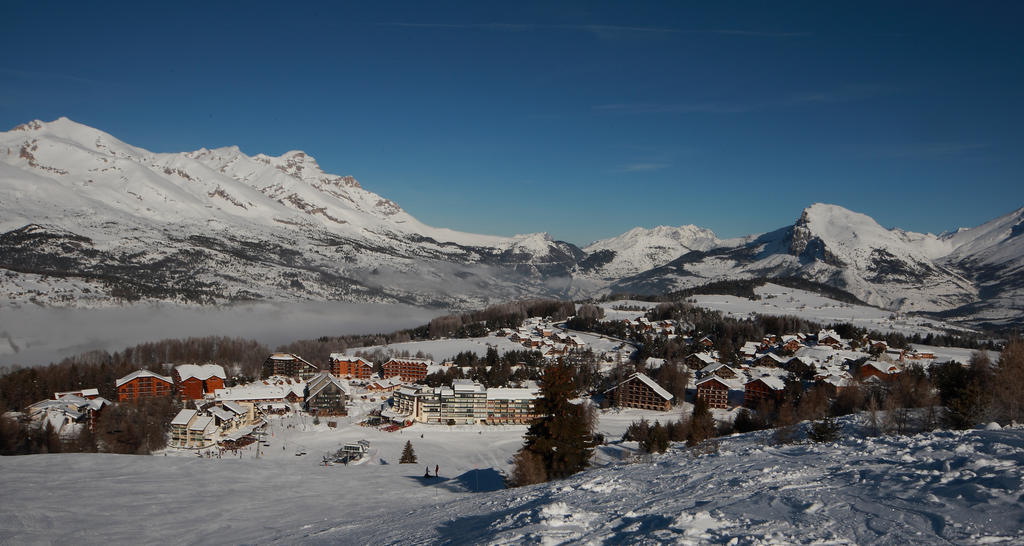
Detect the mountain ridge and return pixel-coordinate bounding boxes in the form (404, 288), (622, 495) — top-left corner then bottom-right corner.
(1, 118), (1020, 327)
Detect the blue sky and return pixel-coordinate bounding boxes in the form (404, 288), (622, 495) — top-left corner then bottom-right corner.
(2, 2), (1022, 245)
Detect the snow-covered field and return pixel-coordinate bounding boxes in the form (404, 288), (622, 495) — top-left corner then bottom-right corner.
(689, 283), (972, 336)
(3, 418), (1021, 544)
(0, 302), (443, 367)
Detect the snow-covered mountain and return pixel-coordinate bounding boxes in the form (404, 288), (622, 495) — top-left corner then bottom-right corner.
(1, 118), (1020, 327)
(0, 118), (582, 308)
(611, 203), (1024, 325)
(578, 225), (723, 279)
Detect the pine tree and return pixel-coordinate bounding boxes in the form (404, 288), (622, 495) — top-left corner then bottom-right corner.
(512, 360), (594, 484)
(399, 440), (417, 464)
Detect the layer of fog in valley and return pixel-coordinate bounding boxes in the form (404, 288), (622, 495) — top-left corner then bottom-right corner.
(0, 302), (445, 367)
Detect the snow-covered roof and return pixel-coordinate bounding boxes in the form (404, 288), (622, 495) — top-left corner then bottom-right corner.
(486, 388), (539, 401)
(452, 379), (485, 393)
(85, 397), (111, 411)
(189, 415), (214, 431)
(863, 360), (899, 374)
(175, 363), (226, 381)
(395, 386), (420, 397)
(214, 379), (305, 402)
(54, 388), (99, 399)
(690, 353), (717, 365)
(328, 354), (372, 364)
(222, 401), (247, 415)
(696, 375), (733, 389)
(700, 362), (737, 375)
(307, 374), (350, 398)
(611, 372), (673, 402)
(747, 376), (786, 391)
(115, 369), (173, 387)
(171, 409), (197, 426)
(209, 406), (234, 421)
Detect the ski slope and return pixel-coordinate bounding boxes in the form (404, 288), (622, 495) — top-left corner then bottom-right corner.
(2, 416), (1021, 544)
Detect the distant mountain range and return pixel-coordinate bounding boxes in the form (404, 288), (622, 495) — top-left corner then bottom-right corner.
(2, 118), (1021, 328)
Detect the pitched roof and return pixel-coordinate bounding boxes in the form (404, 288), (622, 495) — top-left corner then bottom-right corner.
(328, 354), (372, 365)
(747, 376), (786, 391)
(175, 364), (227, 381)
(608, 372), (674, 402)
(696, 376), (733, 389)
(307, 374), (350, 399)
(115, 369), (173, 387)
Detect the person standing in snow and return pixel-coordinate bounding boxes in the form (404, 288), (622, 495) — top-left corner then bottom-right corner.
(435, 464), (439, 477)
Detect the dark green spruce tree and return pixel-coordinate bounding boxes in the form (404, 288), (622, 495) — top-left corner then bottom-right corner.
(512, 360), (595, 485)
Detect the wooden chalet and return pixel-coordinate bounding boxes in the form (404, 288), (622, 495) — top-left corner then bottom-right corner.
(305, 373), (350, 416)
(262, 353), (319, 380)
(743, 376), (786, 409)
(174, 364), (227, 400)
(381, 358), (434, 383)
(817, 330), (844, 347)
(700, 362), (738, 379)
(753, 353), (787, 368)
(684, 352), (717, 370)
(858, 360), (900, 381)
(818, 374), (856, 398)
(695, 376), (731, 409)
(327, 354), (374, 380)
(605, 372), (674, 411)
(115, 369), (174, 403)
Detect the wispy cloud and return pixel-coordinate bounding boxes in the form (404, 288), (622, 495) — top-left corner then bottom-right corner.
(618, 162), (671, 172)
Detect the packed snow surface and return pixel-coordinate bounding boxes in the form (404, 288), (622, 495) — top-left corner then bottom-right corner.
(2, 417), (1022, 544)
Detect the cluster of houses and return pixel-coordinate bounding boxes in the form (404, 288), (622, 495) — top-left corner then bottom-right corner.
(18, 315), (947, 450)
(23, 389), (112, 438)
(497, 318), (593, 359)
(690, 329), (924, 411)
(596, 327), (935, 414)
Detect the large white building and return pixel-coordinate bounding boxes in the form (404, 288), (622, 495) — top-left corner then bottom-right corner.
(390, 380), (539, 425)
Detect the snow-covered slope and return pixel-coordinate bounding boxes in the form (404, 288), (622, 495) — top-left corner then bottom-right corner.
(2, 421), (1022, 544)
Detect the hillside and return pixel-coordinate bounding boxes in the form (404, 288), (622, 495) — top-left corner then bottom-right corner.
(2, 418), (1020, 544)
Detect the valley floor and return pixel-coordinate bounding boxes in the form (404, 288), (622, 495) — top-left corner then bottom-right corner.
(2, 415), (1021, 545)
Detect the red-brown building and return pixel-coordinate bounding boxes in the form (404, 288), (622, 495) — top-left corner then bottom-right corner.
(262, 353), (319, 380)
(115, 370), (174, 403)
(743, 376), (786, 409)
(605, 372), (674, 411)
(696, 376), (731, 409)
(381, 358), (434, 383)
(175, 364), (227, 400)
(858, 360), (900, 381)
(328, 354), (374, 380)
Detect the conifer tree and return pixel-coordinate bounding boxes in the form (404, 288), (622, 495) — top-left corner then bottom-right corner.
(512, 360), (594, 484)
(399, 440), (417, 464)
